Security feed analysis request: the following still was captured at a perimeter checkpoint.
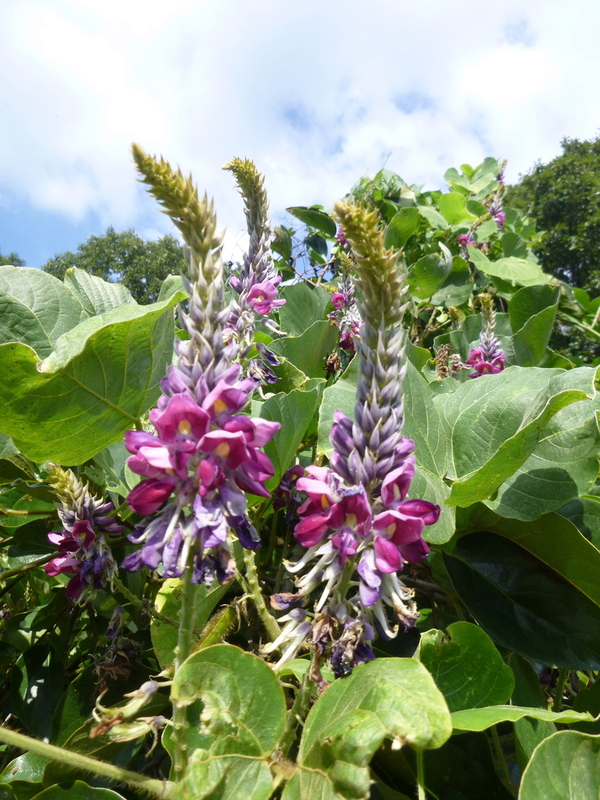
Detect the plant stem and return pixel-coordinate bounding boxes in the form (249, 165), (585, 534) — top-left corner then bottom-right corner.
(491, 726), (516, 796)
(0, 726), (173, 798)
(277, 670), (314, 757)
(242, 548), (281, 642)
(112, 576), (178, 628)
(0, 506), (49, 517)
(0, 554), (54, 582)
(552, 669), (568, 713)
(416, 750), (427, 800)
(171, 549), (199, 780)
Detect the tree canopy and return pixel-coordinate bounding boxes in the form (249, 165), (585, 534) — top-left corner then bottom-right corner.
(506, 136), (600, 295)
(42, 226), (185, 304)
(0, 249), (25, 267)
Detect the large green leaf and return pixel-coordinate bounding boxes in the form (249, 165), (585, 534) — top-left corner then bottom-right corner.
(410, 467), (454, 545)
(510, 654), (556, 765)
(151, 578), (229, 670)
(463, 506), (600, 607)
(0, 266), (85, 357)
(450, 706), (594, 732)
(286, 207), (337, 237)
(269, 320), (337, 379)
(417, 206), (449, 231)
(429, 257), (473, 308)
(384, 207), (420, 249)
(278, 282), (332, 336)
(519, 731), (600, 800)
(447, 388), (587, 507)
(283, 658), (452, 800)
(557, 496), (600, 549)
(407, 252), (452, 300)
(171, 645), (286, 800)
(0, 292), (184, 464)
(436, 192), (477, 225)
(487, 396), (600, 520)
(418, 622), (514, 712)
(64, 268), (136, 315)
(261, 384), (323, 488)
(467, 247), (546, 284)
(508, 284), (560, 332)
(511, 303), (559, 367)
(443, 533), (600, 669)
(317, 357), (359, 457)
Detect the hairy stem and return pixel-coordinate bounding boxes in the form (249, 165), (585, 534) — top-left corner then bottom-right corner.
(112, 576), (178, 628)
(416, 750), (427, 800)
(171, 552), (199, 780)
(0, 554), (54, 582)
(277, 670), (315, 757)
(242, 548), (281, 642)
(0, 726), (173, 798)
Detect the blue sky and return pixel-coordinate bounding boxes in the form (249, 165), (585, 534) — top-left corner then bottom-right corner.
(1, 0), (599, 268)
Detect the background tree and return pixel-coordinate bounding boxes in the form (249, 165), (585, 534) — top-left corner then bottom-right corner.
(0, 249), (25, 266)
(506, 135), (600, 295)
(42, 226), (185, 303)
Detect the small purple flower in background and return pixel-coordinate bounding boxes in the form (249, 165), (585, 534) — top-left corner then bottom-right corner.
(489, 200), (506, 229)
(465, 294), (505, 378)
(44, 466), (121, 603)
(328, 255), (362, 356)
(335, 226), (351, 251)
(246, 277), (286, 316)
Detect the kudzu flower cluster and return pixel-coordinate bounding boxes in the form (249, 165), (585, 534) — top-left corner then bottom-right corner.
(466, 294), (505, 377)
(44, 465), (121, 603)
(120, 147), (281, 585)
(266, 203), (440, 675)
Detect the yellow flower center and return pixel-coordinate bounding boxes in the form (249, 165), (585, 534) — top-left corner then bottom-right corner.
(215, 442), (231, 458)
(214, 399), (227, 414)
(178, 419), (192, 435)
(344, 513), (357, 528)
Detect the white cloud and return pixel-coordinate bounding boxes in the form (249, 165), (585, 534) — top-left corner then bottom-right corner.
(1, 0), (600, 253)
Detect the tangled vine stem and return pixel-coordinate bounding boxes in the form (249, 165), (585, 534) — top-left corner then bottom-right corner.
(0, 727), (174, 798)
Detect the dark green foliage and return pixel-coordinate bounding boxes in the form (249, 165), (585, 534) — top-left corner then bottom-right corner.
(42, 227), (185, 304)
(0, 249), (25, 267)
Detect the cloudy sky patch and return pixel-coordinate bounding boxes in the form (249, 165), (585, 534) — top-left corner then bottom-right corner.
(1, 0), (599, 267)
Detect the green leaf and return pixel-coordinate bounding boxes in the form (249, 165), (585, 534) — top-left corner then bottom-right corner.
(417, 206), (449, 231)
(284, 658), (451, 800)
(0, 753), (48, 786)
(286, 206), (337, 237)
(511, 302), (559, 367)
(317, 358), (359, 457)
(447, 388), (587, 507)
(0, 292), (184, 464)
(171, 645), (286, 800)
(29, 782), (126, 799)
(557, 496), (600, 551)
(157, 274), (187, 302)
(429, 256), (473, 308)
(443, 533), (600, 669)
(278, 282), (332, 336)
(64, 268), (136, 315)
(11, 647), (65, 739)
(407, 252), (452, 300)
(467, 247), (546, 284)
(418, 622), (514, 712)
(436, 192), (477, 225)
(463, 506), (600, 607)
(410, 467), (455, 545)
(260, 384), (323, 487)
(151, 578), (229, 670)
(384, 208), (420, 249)
(486, 395), (600, 521)
(0, 266), (85, 357)
(171, 644), (286, 752)
(572, 680), (600, 735)
(272, 226), (293, 261)
(519, 731), (600, 800)
(451, 706), (594, 732)
(501, 231), (528, 258)
(508, 285), (559, 333)
(269, 320), (337, 379)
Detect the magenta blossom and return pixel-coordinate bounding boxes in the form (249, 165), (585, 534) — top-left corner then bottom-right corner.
(465, 347), (505, 377)
(247, 278), (286, 315)
(331, 292), (346, 310)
